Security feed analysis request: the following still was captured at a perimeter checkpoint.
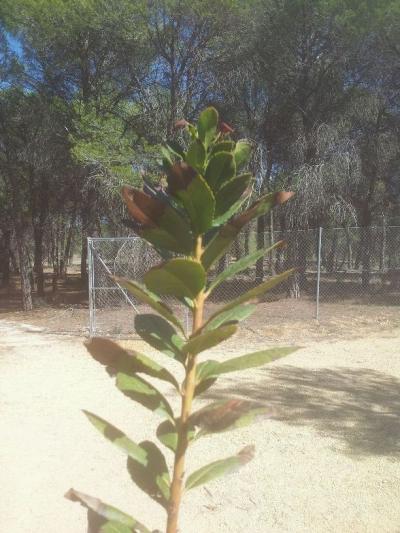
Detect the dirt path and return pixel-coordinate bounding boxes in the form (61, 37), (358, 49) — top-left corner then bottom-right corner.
(1, 320), (400, 533)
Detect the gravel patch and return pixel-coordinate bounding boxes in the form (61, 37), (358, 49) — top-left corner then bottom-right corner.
(1, 320), (400, 533)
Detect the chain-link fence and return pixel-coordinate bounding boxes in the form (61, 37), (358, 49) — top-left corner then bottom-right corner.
(88, 226), (400, 337)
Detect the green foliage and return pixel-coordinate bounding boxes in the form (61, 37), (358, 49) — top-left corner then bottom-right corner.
(134, 314), (185, 364)
(207, 240), (285, 293)
(185, 444), (255, 490)
(144, 258), (206, 300)
(83, 411), (149, 465)
(205, 268), (295, 324)
(190, 399), (269, 436)
(182, 323), (238, 356)
(205, 151), (236, 191)
(116, 372), (174, 421)
(113, 277), (185, 334)
(197, 106), (219, 147)
(168, 171), (215, 234)
(204, 303), (257, 331)
(68, 107), (296, 533)
(65, 489), (151, 533)
(126, 440), (171, 509)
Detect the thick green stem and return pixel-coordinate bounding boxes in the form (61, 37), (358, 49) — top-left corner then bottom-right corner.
(166, 236), (204, 533)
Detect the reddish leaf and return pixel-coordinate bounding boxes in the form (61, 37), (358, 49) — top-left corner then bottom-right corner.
(190, 399), (270, 433)
(231, 191), (294, 229)
(121, 186), (164, 228)
(174, 118), (189, 129)
(219, 121), (235, 134)
(167, 161), (197, 194)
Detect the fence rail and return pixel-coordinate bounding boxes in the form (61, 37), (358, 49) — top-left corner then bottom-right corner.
(88, 227), (400, 337)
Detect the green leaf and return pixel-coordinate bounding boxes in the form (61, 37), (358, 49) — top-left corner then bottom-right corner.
(96, 522), (136, 533)
(196, 360), (221, 382)
(144, 258), (206, 300)
(211, 140), (235, 155)
(134, 314), (185, 365)
(230, 191), (294, 230)
(197, 106), (218, 147)
(207, 269), (295, 324)
(202, 191), (294, 270)
(64, 489), (151, 533)
(204, 304), (256, 331)
(194, 359), (220, 396)
(207, 241), (285, 293)
(201, 223), (238, 271)
(194, 346), (298, 397)
(141, 210), (193, 254)
(126, 440), (170, 510)
(185, 445), (255, 490)
(160, 146), (173, 166)
(96, 522), (135, 533)
(84, 337), (179, 389)
(214, 173), (252, 220)
(199, 347), (299, 381)
(116, 372), (174, 422)
(182, 323), (238, 356)
(218, 347), (299, 373)
(187, 123), (197, 139)
(156, 419), (196, 452)
(114, 277), (185, 335)
(174, 174), (215, 234)
(156, 420), (178, 452)
(83, 411), (148, 465)
(212, 193), (249, 227)
(205, 151), (236, 192)
(166, 140), (185, 158)
(190, 399), (269, 437)
(186, 139), (206, 171)
(234, 141), (251, 169)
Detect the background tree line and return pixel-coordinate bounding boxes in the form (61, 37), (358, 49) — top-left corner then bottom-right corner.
(0, 0), (399, 309)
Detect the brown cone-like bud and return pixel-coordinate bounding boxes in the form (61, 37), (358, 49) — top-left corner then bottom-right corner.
(121, 185), (164, 228)
(174, 119), (189, 129)
(219, 121), (235, 134)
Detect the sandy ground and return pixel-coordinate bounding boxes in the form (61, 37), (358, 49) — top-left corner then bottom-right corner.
(1, 320), (400, 533)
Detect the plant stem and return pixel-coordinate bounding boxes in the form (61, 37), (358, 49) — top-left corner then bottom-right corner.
(166, 236), (204, 533)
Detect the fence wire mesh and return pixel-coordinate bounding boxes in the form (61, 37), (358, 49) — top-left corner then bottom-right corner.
(88, 227), (400, 337)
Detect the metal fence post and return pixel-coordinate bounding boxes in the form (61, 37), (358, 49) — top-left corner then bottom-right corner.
(316, 227), (322, 320)
(87, 237), (95, 337)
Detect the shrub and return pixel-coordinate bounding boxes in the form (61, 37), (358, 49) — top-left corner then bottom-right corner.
(66, 107), (296, 533)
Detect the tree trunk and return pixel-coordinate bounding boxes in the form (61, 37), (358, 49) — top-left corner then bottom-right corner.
(15, 223), (33, 311)
(0, 229), (11, 287)
(60, 212), (76, 277)
(345, 226), (352, 270)
(10, 236), (19, 273)
(298, 232), (308, 289)
(361, 226), (371, 289)
(285, 229), (301, 298)
(380, 217), (386, 272)
(359, 202), (372, 289)
(81, 187), (98, 282)
(33, 224), (45, 296)
(269, 211), (276, 275)
(81, 224), (88, 280)
(326, 231), (338, 273)
(255, 215), (265, 282)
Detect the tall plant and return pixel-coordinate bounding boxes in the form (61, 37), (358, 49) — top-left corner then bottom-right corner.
(66, 107), (296, 533)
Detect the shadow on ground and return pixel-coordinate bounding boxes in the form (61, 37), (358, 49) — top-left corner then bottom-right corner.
(205, 365), (400, 458)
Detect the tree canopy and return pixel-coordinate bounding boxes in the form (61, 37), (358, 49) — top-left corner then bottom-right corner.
(0, 0), (399, 308)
